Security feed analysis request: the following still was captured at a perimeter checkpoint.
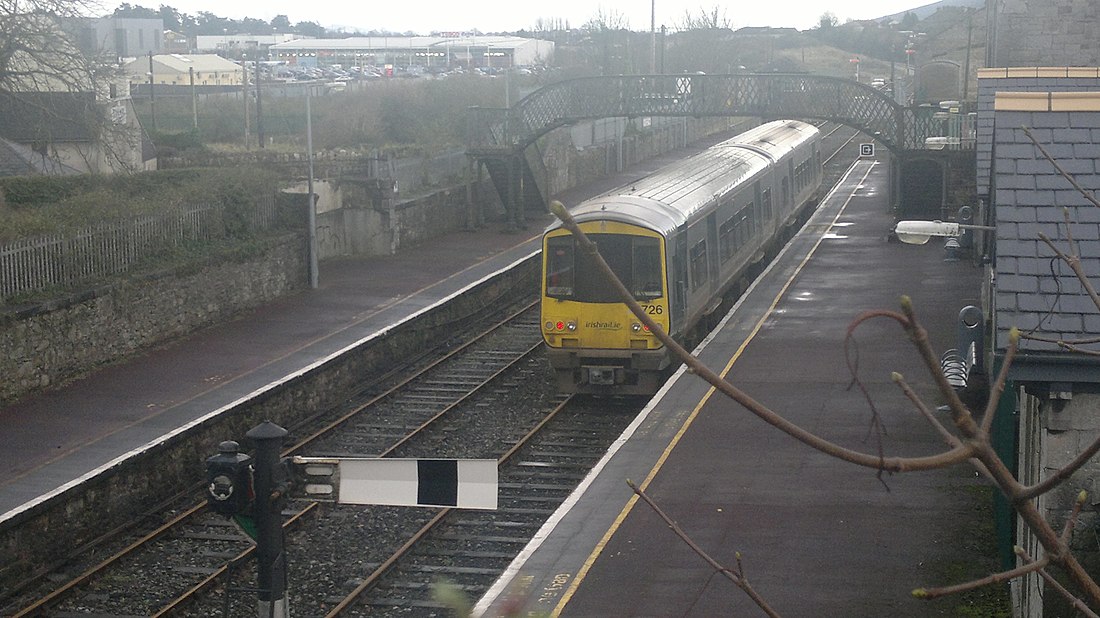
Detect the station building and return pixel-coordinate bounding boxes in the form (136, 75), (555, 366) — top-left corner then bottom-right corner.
(269, 35), (554, 70)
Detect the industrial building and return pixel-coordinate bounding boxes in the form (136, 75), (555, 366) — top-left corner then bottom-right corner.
(269, 35), (554, 70)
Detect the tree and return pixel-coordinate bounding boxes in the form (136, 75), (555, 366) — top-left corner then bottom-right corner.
(157, 5), (183, 32)
(900, 11), (919, 32)
(817, 11), (839, 29)
(111, 3), (158, 18)
(0, 0), (140, 173)
(270, 14), (290, 32)
(294, 20), (326, 38)
(581, 7), (629, 32)
(678, 5), (731, 31)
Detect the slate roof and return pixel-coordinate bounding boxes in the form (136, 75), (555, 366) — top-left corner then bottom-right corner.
(0, 91), (97, 143)
(991, 91), (1100, 381)
(0, 138), (81, 176)
(976, 68), (1100, 199)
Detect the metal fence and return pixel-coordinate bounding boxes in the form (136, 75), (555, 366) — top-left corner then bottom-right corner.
(1, 196), (276, 301)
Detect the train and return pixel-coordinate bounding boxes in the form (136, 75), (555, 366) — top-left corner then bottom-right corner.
(540, 119), (824, 395)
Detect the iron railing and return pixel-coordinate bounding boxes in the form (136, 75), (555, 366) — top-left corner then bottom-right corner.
(1, 197), (276, 301)
(468, 73), (976, 155)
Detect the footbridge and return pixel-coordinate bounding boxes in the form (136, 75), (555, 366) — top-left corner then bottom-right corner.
(465, 73), (974, 224)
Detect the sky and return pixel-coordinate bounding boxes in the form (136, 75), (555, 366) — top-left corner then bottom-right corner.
(106, 0), (931, 34)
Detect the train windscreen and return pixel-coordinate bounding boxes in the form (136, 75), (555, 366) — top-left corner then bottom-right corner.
(545, 234), (662, 303)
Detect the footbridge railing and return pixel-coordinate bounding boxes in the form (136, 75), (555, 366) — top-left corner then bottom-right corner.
(467, 73), (969, 155)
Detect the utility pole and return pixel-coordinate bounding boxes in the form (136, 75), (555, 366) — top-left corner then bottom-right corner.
(650, 0), (656, 73)
(963, 9), (974, 100)
(242, 56), (250, 148)
(306, 88), (318, 289)
(255, 60), (265, 148)
(189, 67), (197, 130)
(147, 52), (156, 131)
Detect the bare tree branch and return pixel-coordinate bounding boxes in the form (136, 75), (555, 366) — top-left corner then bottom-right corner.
(1018, 547), (1100, 618)
(979, 326), (1017, 436)
(893, 372), (994, 481)
(628, 479), (781, 618)
(912, 553), (1047, 600)
(1037, 233), (1100, 324)
(1022, 127), (1100, 210)
(1023, 434), (1100, 500)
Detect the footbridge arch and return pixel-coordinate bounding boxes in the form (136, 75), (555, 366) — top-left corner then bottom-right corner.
(466, 73), (966, 224)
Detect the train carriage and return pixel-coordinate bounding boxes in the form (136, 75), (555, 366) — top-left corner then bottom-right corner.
(541, 119), (823, 395)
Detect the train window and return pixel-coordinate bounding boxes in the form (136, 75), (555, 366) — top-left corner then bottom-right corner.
(545, 236), (575, 299)
(782, 177), (790, 207)
(719, 217), (735, 262)
(689, 240), (708, 290)
(763, 189), (773, 220)
(632, 237), (663, 299)
(554, 233), (664, 303)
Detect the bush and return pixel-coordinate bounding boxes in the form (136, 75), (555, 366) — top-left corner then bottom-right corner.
(0, 167), (281, 243)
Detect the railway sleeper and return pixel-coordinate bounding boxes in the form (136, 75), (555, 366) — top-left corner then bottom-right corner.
(366, 597), (450, 608)
(433, 533), (529, 544)
(417, 548), (516, 560)
(397, 564), (503, 576)
(446, 518), (541, 530)
(496, 480), (576, 492)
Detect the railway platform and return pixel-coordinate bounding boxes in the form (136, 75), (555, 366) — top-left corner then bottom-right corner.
(475, 157), (991, 616)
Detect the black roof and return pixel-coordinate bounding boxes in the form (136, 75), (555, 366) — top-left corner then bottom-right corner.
(0, 137), (81, 176)
(992, 105), (1100, 381)
(0, 91), (98, 143)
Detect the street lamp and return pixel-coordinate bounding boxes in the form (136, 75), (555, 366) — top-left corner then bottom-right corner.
(893, 220), (995, 245)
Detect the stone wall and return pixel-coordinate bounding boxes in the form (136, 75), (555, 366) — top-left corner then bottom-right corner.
(1016, 390), (1100, 618)
(0, 234), (308, 406)
(992, 0), (1100, 68)
(314, 178), (501, 259)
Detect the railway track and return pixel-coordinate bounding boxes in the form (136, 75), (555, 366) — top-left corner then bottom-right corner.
(7, 303), (565, 616)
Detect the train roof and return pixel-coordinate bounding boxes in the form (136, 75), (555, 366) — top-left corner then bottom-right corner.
(548, 120), (819, 237)
(716, 119), (819, 161)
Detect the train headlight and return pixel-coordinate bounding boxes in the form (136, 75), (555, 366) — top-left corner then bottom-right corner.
(545, 321), (554, 331)
(566, 321), (577, 332)
(632, 322), (641, 332)
(555, 321), (565, 331)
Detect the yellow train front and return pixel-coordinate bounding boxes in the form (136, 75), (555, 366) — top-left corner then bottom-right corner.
(542, 203), (676, 394)
(541, 119), (823, 395)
